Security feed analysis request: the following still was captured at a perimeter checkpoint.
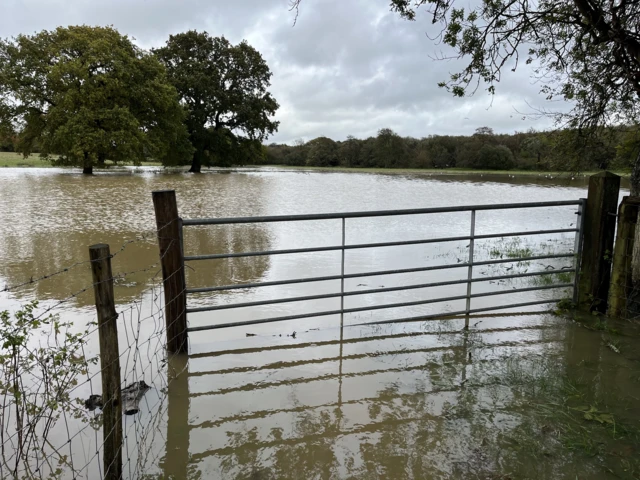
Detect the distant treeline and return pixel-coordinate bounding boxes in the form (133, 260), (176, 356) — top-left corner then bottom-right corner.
(266, 127), (640, 172)
(4, 125), (639, 172)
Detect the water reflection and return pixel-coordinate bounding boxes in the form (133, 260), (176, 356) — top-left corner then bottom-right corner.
(0, 168), (635, 479)
(184, 224), (273, 295)
(0, 170), (273, 307)
(0, 226), (273, 308)
(161, 355), (190, 480)
(162, 315), (640, 480)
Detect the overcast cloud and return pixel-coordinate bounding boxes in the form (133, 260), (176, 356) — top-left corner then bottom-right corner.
(1, 0), (563, 144)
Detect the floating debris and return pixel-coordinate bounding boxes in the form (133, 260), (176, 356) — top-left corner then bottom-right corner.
(606, 342), (620, 354)
(122, 381), (151, 415)
(84, 394), (103, 412)
(84, 380), (151, 415)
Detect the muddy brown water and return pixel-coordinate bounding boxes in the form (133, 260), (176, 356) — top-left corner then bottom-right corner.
(0, 167), (639, 479)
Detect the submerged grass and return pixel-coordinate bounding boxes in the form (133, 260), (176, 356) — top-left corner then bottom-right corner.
(472, 350), (640, 479)
(488, 237), (534, 260)
(531, 270), (575, 286)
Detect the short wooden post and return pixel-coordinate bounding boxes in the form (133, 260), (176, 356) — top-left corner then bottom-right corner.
(152, 190), (188, 354)
(608, 196), (640, 318)
(89, 244), (122, 480)
(577, 172), (621, 313)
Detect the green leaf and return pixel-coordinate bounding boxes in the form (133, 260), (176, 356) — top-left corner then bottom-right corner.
(596, 413), (614, 424)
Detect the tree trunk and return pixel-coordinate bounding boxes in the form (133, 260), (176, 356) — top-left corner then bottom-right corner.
(82, 152), (93, 175)
(629, 150), (640, 317)
(189, 152), (201, 173)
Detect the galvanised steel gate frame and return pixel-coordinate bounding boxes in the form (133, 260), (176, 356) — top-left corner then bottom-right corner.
(179, 199), (586, 333)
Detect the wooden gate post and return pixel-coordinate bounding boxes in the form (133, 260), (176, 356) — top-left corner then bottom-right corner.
(152, 190), (188, 354)
(89, 244), (122, 480)
(608, 196), (640, 318)
(577, 172), (620, 313)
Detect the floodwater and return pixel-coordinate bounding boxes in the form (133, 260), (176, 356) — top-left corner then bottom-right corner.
(0, 167), (639, 479)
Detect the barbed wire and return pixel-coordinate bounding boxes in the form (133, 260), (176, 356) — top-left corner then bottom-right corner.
(0, 202), (606, 479)
(1, 216), (180, 294)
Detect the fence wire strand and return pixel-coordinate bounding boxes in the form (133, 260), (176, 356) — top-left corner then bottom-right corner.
(0, 222), (186, 480)
(3, 201), (618, 480)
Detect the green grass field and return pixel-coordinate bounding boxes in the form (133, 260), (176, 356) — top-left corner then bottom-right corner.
(267, 164), (630, 178)
(0, 152), (53, 167)
(0, 152), (162, 168)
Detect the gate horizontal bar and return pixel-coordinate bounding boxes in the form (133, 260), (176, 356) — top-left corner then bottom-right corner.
(186, 269), (574, 314)
(184, 228), (577, 261)
(186, 253), (574, 294)
(183, 200), (581, 226)
(188, 291), (342, 312)
(186, 283), (571, 328)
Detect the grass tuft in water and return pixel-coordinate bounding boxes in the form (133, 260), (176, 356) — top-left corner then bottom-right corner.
(488, 237), (533, 260)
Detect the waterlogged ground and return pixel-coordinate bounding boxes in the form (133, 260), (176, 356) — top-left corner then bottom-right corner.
(0, 167), (637, 479)
(174, 313), (640, 480)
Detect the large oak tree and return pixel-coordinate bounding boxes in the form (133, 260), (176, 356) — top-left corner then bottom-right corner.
(154, 31), (279, 172)
(0, 26), (192, 174)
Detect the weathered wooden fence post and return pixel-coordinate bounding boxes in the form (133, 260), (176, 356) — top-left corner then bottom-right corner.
(577, 172), (620, 313)
(608, 196), (640, 318)
(89, 244), (122, 480)
(152, 190), (188, 354)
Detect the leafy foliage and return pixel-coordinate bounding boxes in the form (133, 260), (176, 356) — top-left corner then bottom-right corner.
(266, 126), (636, 172)
(375, 128), (408, 168)
(382, 0), (640, 129)
(154, 31), (279, 171)
(0, 26), (192, 173)
(474, 144), (515, 170)
(0, 302), (97, 479)
(306, 137), (339, 167)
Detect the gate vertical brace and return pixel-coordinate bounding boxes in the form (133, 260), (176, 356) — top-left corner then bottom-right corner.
(465, 210), (476, 329)
(338, 217), (345, 410)
(572, 199), (586, 305)
(178, 217), (187, 321)
(340, 217), (346, 318)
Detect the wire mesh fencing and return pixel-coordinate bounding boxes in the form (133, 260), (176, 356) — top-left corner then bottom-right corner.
(0, 222), (185, 480)
(0, 176), (635, 479)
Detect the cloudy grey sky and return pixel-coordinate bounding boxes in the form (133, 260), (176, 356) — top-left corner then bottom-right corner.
(2, 0), (561, 144)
